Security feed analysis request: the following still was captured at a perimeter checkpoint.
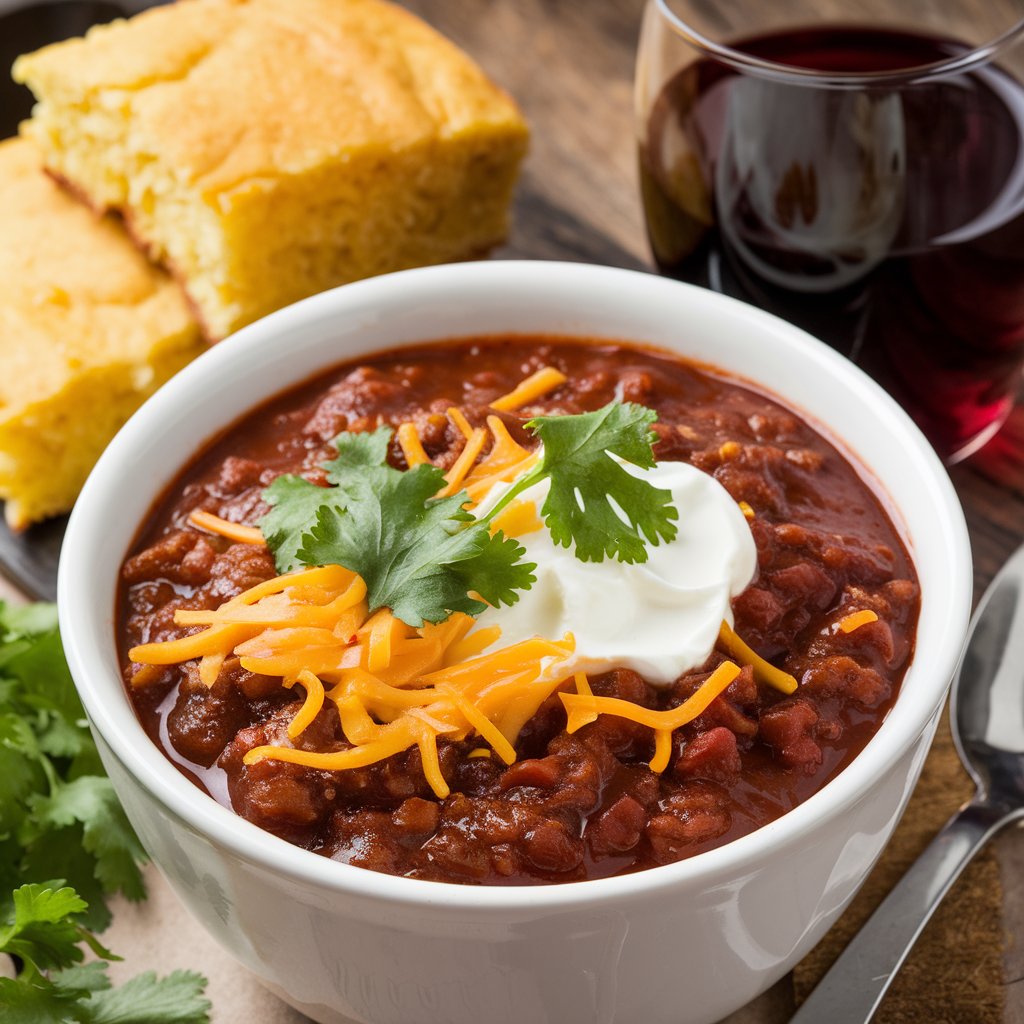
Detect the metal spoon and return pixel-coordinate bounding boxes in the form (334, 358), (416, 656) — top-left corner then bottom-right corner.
(790, 542), (1024, 1023)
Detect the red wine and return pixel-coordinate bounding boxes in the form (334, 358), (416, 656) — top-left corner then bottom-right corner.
(639, 27), (1024, 459)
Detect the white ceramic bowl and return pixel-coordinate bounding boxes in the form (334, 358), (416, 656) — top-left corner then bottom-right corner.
(59, 261), (972, 1024)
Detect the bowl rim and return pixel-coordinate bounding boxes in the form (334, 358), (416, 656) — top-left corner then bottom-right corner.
(58, 259), (972, 911)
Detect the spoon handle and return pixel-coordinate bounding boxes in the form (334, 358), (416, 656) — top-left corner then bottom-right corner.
(789, 799), (1014, 1024)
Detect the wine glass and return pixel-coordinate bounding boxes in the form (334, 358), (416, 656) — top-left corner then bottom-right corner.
(636, 0), (1024, 462)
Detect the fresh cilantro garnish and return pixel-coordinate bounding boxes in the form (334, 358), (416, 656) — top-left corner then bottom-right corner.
(0, 604), (146, 932)
(0, 883), (211, 1024)
(260, 476), (332, 573)
(260, 427), (413, 574)
(259, 401), (677, 626)
(262, 427), (536, 626)
(488, 401), (678, 563)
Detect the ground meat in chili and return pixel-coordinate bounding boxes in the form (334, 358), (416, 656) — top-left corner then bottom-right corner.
(118, 336), (919, 884)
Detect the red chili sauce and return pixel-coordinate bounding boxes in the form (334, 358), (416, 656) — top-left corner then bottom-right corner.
(117, 337), (919, 884)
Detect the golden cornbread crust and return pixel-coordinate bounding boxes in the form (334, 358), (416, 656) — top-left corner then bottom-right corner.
(15, 0), (530, 339)
(0, 138), (204, 530)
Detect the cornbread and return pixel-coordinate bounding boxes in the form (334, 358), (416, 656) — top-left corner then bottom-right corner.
(0, 138), (203, 530)
(14, 0), (530, 340)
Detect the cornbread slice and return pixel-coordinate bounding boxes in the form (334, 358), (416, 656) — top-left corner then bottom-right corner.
(14, 0), (530, 340)
(0, 138), (203, 530)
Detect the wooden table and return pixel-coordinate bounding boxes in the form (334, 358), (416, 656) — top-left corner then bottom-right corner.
(54, 0), (1024, 1020)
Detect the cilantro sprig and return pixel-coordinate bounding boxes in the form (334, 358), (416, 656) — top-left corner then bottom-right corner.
(0, 604), (146, 932)
(259, 400), (677, 627)
(0, 606), (212, 1021)
(0, 883), (210, 1024)
(261, 428), (536, 627)
(486, 401), (678, 563)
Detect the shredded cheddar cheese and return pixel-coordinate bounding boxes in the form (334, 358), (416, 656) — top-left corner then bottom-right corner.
(396, 422), (429, 466)
(189, 509), (265, 546)
(490, 498), (543, 538)
(717, 620), (798, 695)
(130, 562), (578, 798)
(719, 441), (741, 461)
(838, 609), (879, 633)
(447, 406), (475, 441)
(129, 663), (165, 689)
(402, 404), (543, 506)
(439, 427), (488, 497)
(738, 501), (755, 520)
(561, 660), (742, 773)
(650, 729), (673, 774)
(572, 671), (597, 728)
(130, 587), (776, 793)
(490, 366), (567, 411)
(199, 651), (226, 688)
(444, 624), (501, 665)
(464, 416), (539, 502)
(286, 669), (325, 739)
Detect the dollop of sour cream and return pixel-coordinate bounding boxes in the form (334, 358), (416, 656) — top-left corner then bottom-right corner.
(473, 461), (757, 686)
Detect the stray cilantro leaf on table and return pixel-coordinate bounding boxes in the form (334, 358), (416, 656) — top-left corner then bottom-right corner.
(77, 968), (211, 1024)
(0, 884), (106, 976)
(0, 602), (146, 932)
(0, 883), (210, 1024)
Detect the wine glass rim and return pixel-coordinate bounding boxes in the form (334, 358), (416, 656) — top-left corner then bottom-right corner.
(653, 0), (1024, 86)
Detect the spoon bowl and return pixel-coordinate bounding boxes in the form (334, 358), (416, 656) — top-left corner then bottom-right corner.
(954, 542), (1024, 810)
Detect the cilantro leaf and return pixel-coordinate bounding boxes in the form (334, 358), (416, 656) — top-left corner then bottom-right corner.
(24, 778), (147, 902)
(0, 714), (49, 833)
(0, 603), (147, 931)
(298, 451), (534, 627)
(0, 603), (59, 635)
(49, 961), (113, 997)
(0, 974), (78, 1024)
(323, 425), (393, 479)
(0, 606), (210, 1020)
(81, 969), (211, 1024)
(0, 885), (211, 1024)
(259, 427), (396, 575)
(259, 476), (335, 574)
(19, 841), (114, 936)
(510, 401), (679, 563)
(444, 526), (536, 611)
(0, 884), (88, 975)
